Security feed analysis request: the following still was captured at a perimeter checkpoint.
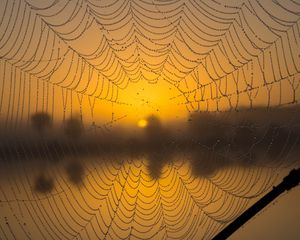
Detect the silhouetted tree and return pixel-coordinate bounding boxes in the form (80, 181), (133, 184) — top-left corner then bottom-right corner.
(31, 112), (52, 134)
(145, 115), (164, 141)
(63, 115), (85, 185)
(143, 115), (171, 179)
(64, 115), (83, 139)
(31, 112), (53, 169)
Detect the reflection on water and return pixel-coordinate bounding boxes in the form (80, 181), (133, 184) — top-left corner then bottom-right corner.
(0, 153), (299, 239)
(34, 174), (54, 194)
(0, 107), (300, 239)
(65, 161), (85, 186)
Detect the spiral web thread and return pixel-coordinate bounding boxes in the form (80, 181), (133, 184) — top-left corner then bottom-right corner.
(0, 0), (300, 239)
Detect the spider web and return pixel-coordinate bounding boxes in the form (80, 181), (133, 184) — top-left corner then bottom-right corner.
(0, 0), (300, 239)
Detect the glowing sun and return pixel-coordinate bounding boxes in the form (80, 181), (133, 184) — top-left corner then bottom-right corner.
(137, 119), (148, 128)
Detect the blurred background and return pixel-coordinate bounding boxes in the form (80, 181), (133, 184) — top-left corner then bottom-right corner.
(0, 0), (300, 239)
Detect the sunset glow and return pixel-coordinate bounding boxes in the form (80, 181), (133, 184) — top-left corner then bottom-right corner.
(137, 119), (148, 128)
(0, 0), (299, 239)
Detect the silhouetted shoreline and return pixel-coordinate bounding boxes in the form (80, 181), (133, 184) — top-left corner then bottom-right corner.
(0, 105), (300, 191)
